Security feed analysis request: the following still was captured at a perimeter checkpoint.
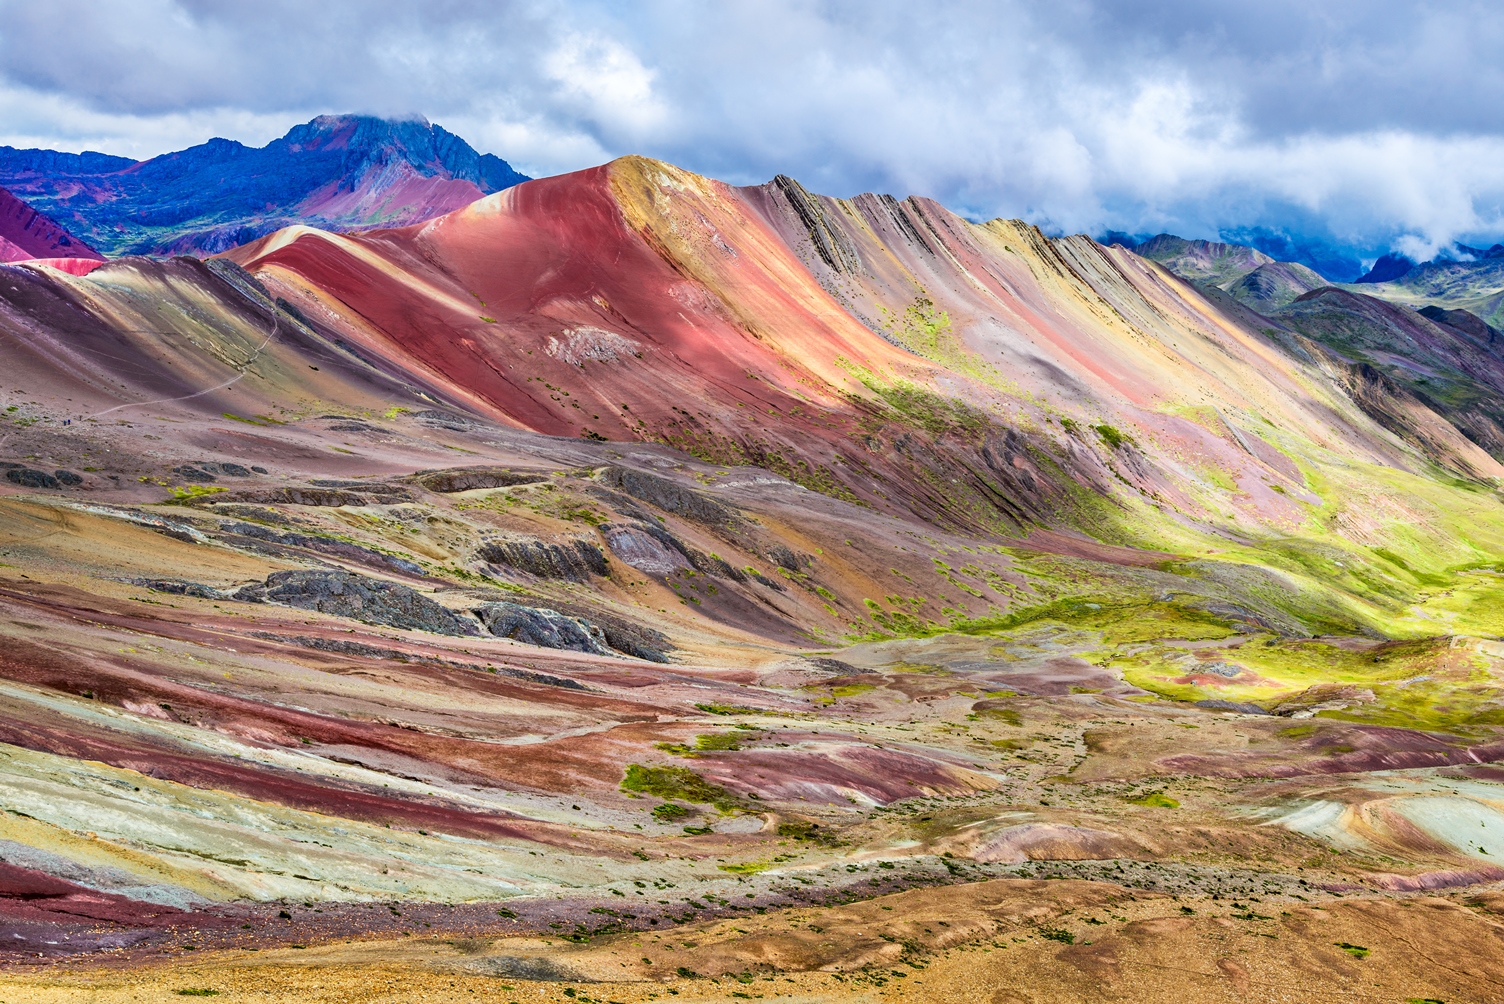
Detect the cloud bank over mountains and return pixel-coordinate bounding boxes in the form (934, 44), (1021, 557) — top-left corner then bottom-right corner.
(1, 0), (1502, 257)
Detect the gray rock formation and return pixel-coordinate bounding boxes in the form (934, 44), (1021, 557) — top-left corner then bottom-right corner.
(477, 537), (606, 581)
(473, 601), (613, 655)
(599, 524), (692, 576)
(416, 467), (550, 493)
(235, 569), (471, 635)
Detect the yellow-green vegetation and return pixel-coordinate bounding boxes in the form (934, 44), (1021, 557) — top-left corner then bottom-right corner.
(688, 703), (764, 718)
(1401, 568), (1504, 637)
(1092, 424), (1128, 449)
(621, 764), (743, 813)
(861, 377), (988, 442)
(165, 484), (226, 503)
(655, 732), (755, 756)
(1116, 634), (1504, 733)
(651, 802), (693, 822)
(1126, 792), (1180, 808)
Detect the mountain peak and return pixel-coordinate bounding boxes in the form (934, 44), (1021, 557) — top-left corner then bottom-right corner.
(1355, 251), (1415, 284)
(0, 114), (529, 255)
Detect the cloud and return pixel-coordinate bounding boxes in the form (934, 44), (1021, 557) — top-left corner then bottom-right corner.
(543, 33), (668, 139)
(2, 0), (1504, 254)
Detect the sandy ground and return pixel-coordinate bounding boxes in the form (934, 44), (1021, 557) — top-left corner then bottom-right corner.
(6, 879), (1504, 1003)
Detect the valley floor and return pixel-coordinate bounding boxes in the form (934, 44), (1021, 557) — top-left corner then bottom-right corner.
(5, 879), (1502, 1003)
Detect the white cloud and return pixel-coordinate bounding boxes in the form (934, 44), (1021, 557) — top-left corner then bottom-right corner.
(0, 83), (304, 158)
(543, 33), (667, 138)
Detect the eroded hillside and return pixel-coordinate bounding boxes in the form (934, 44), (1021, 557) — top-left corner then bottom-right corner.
(2, 158), (1504, 1001)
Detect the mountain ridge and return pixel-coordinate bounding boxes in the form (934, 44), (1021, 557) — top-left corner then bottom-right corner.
(0, 114), (529, 256)
(1126, 232), (1330, 311)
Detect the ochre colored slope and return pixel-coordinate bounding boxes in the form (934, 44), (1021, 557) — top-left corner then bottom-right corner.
(231, 157), (1501, 545)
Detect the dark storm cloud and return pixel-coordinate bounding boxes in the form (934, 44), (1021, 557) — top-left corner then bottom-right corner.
(1, 0), (1501, 254)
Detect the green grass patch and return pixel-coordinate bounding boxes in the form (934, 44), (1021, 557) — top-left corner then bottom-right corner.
(622, 764), (742, 812)
(1093, 424), (1128, 449)
(1118, 634), (1504, 732)
(164, 484), (226, 503)
(656, 732), (754, 756)
(695, 702), (763, 716)
(651, 802), (693, 822)
(974, 707), (1022, 726)
(1126, 792), (1180, 808)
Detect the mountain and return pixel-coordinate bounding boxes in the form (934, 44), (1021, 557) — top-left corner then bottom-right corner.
(0, 184), (102, 261)
(1223, 259), (1329, 312)
(1341, 255), (1504, 329)
(1110, 228), (1367, 283)
(1271, 287), (1504, 464)
(1128, 233), (1328, 309)
(1220, 227), (1367, 282)
(1458, 242), (1504, 260)
(6, 157), (1504, 989)
(0, 114), (528, 256)
(1130, 233), (1274, 285)
(1356, 251), (1416, 283)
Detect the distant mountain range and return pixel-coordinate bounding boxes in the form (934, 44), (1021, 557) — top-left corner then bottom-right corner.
(1115, 231), (1504, 454)
(0, 115), (529, 256)
(1123, 233), (1329, 311)
(1121, 230), (1504, 332)
(1102, 228), (1366, 282)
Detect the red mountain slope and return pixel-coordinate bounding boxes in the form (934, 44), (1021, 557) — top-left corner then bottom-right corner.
(0, 185), (102, 262)
(228, 156), (1496, 541)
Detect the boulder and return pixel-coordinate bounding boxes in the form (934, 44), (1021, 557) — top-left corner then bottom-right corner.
(5, 468), (59, 489)
(474, 601), (613, 656)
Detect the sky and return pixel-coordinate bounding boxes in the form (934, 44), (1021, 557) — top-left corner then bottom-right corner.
(1, 0), (1502, 262)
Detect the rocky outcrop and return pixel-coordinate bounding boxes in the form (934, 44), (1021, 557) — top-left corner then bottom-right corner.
(600, 522), (746, 583)
(205, 486), (409, 507)
(600, 524), (692, 576)
(219, 521), (423, 575)
(415, 467), (550, 493)
(235, 570), (471, 635)
(770, 174), (863, 274)
(134, 578), (224, 599)
(473, 602), (613, 656)
(598, 467), (743, 532)
(3, 467), (61, 489)
(477, 537), (607, 581)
